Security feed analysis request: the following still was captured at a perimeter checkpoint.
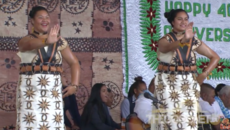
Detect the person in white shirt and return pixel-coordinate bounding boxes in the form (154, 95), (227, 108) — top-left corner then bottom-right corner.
(120, 76), (147, 119)
(134, 90), (154, 124)
(199, 83), (224, 130)
(133, 77), (156, 125)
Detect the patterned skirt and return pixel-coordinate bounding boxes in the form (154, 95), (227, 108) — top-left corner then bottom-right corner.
(153, 72), (200, 130)
(16, 74), (65, 130)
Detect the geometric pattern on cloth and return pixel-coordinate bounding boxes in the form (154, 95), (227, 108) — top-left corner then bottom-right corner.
(0, 37), (121, 52)
(154, 73), (200, 130)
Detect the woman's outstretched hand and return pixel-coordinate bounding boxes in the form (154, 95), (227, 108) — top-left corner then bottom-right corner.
(46, 24), (60, 45)
(181, 22), (196, 42)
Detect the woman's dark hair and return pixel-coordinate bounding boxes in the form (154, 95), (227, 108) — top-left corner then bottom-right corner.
(128, 76), (146, 98)
(29, 6), (48, 18)
(81, 83), (107, 126)
(164, 9), (189, 27)
(215, 83), (226, 96)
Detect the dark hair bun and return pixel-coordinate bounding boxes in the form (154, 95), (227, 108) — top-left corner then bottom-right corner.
(164, 12), (170, 18)
(29, 7), (35, 18)
(164, 9), (175, 19)
(134, 76), (143, 82)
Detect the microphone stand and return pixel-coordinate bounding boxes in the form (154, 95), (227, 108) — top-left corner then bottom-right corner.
(152, 102), (171, 130)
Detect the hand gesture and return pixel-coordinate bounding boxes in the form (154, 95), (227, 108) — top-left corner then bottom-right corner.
(62, 85), (77, 98)
(46, 24), (60, 45)
(183, 22), (196, 42)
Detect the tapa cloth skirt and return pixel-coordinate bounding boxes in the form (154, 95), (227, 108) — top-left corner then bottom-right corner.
(152, 72), (200, 130)
(16, 74), (65, 130)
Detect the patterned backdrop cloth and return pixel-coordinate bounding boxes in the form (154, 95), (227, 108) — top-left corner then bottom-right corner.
(0, 0), (123, 129)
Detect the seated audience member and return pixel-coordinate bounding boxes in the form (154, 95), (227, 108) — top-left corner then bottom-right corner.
(106, 88), (114, 108)
(199, 83), (223, 130)
(133, 77), (156, 124)
(148, 77), (155, 94)
(120, 76), (147, 119)
(216, 85), (230, 118)
(134, 90), (154, 125)
(106, 88), (124, 129)
(215, 83), (226, 96)
(81, 83), (121, 130)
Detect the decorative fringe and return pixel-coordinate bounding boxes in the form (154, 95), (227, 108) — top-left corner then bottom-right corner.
(120, 0), (129, 96)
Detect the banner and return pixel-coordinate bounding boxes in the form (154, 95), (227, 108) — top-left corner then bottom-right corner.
(121, 0), (230, 96)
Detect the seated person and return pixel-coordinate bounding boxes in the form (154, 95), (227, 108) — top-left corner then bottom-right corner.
(106, 88), (125, 129)
(105, 88), (114, 108)
(120, 76), (147, 119)
(133, 77), (156, 124)
(148, 77), (155, 94)
(216, 85), (230, 118)
(199, 83), (224, 130)
(215, 83), (226, 96)
(134, 90), (154, 124)
(81, 83), (121, 130)
(199, 83), (223, 116)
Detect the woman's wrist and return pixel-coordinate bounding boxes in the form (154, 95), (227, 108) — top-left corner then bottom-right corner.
(203, 71), (209, 77)
(70, 84), (79, 91)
